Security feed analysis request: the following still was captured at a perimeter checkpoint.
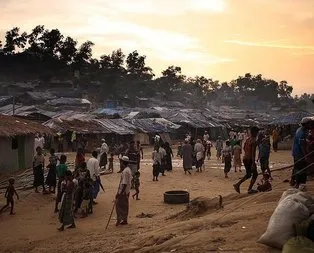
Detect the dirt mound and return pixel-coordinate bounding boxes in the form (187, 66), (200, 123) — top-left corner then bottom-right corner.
(168, 195), (223, 220)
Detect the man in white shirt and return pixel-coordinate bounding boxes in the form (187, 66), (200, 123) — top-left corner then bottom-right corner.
(116, 156), (132, 226)
(99, 139), (109, 170)
(203, 131), (210, 142)
(87, 151), (100, 204)
(34, 133), (45, 154)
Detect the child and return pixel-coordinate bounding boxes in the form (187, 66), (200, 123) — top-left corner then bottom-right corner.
(222, 141), (232, 178)
(177, 142), (183, 158)
(45, 148), (59, 193)
(257, 173), (272, 192)
(233, 140), (242, 172)
(206, 140), (212, 160)
(132, 171), (141, 200)
(55, 154), (68, 213)
(108, 153), (114, 173)
(0, 178), (19, 215)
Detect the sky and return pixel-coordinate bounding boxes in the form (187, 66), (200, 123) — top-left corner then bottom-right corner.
(1, 0), (314, 94)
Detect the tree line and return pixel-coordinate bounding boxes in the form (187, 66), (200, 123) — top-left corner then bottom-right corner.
(0, 25), (312, 109)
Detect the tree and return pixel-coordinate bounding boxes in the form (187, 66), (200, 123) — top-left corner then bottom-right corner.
(73, 40), (94, 70)
(41, 29), (64, 57)
(126, 50), (153, 80)
(3, 27), (27, 54)
(278, 80), (293, 98)
(26, 25), (45, 54)
(58, 37), (77, 64)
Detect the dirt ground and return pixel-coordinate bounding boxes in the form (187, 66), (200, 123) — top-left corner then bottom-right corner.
(0, 147), (308, 253)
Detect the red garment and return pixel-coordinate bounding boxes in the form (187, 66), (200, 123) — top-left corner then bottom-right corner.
(75, 154), (85, 167)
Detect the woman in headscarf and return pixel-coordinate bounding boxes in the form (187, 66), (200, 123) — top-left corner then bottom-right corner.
(164, 142), (173, 171)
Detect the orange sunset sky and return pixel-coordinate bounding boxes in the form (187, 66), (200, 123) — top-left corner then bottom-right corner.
(1, 0), (313, 94)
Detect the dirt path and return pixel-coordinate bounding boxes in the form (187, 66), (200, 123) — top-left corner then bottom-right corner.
(0, 149), (298, 253)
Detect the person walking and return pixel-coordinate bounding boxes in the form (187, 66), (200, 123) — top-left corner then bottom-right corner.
(233, 126), (259, 194)
(182, 140), (193, 175)
(116, 156), (132, 226)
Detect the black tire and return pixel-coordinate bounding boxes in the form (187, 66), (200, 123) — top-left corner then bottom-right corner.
(164, 190), (190, 204)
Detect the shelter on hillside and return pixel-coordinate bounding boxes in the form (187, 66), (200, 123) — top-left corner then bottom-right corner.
(0, 115), (52, 172)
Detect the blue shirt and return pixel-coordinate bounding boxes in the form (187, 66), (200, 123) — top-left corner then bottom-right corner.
(292, 127), (307, 158)
(259, 143), (270, 158)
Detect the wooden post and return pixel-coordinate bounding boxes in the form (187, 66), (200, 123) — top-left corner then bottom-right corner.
(12, 96), (15, 116)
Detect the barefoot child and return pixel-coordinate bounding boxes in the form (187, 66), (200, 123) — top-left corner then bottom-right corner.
(0, 178), (19, 215)
(132, 171), (141, 200)
(222, 141), (232, 178)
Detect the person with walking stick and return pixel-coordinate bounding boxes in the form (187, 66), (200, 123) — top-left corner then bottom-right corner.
(115, 156), (132, 226)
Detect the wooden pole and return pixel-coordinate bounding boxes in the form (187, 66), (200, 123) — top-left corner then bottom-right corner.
(12, 96), (15, 116)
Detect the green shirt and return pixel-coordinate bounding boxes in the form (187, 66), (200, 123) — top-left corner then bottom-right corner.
(56, 164), (68, 178)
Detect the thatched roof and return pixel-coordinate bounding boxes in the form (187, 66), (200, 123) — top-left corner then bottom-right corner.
(0, 115), (53, 137)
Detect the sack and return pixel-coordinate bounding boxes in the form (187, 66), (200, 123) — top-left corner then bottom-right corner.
(282, 236), (314, 253)
(258, 192), (310, 249)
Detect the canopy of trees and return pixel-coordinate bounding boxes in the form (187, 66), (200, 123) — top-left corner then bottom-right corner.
(0, 25), (311, 109)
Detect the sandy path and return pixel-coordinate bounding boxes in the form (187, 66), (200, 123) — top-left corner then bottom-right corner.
(0, 148), (296, 253)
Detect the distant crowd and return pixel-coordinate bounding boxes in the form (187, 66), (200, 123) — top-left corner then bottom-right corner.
(1, 116), (313, 230)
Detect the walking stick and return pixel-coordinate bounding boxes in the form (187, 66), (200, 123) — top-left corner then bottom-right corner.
(105, 199), (116, 230)
(105, 175), (122, 230)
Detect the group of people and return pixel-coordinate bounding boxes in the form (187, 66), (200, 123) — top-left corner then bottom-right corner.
(152, 142), (173, 181)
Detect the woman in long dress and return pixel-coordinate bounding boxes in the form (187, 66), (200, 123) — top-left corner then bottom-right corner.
(182, 141), (192, 175)
(33, 147), (46, 193)
(164, 142), (173, 171)
(58, 170), (76, 231)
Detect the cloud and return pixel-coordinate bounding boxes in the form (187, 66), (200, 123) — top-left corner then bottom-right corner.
(225, 39), (314, 50)
(104, 0), (227, 15)
(67, 15), (232, 63)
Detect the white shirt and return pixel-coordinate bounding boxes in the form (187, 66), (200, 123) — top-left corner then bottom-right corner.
(87, 157), (100, 182)
(118, 167), (132, 194)
(100, 142), (109, 154)
(204, 134), (209, 142)
(34, 137), (45, 152)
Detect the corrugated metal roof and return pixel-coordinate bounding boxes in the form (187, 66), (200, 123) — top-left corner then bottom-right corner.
(26, 91), (56, 101)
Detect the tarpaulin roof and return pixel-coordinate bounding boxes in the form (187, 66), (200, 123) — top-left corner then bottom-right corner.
(95, 119), (135, 135)
(43, 118), (109, 134)
(125, 118), (180, 133)
(46, 98), (91, 106)
(270, 111), (313, 125)
(166, 112), (223, 128)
